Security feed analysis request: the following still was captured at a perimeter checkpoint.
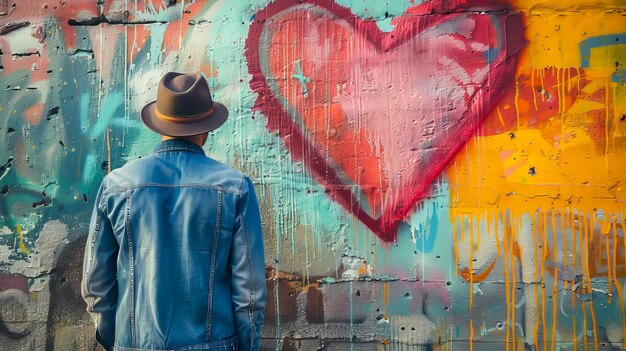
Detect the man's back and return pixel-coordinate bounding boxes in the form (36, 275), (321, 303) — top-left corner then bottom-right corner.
(82, 139), (266, 351)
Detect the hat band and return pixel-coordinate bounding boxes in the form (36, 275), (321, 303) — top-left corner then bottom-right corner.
(155, 107), (214, 124)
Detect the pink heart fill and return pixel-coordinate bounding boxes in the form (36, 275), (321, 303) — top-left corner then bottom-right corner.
(246, 0), (526, 241)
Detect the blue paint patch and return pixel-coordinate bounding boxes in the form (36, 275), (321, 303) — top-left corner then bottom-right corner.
(429, 202), (438, 244)
(580, 34), (626, 66)
(613, 67), (625, 84)
(483, 47), (499, 65)
(579, 33), (626, 83)
(415, 202), (437, 253)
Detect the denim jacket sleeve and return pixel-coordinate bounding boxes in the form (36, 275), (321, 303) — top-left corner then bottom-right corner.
(230, 176), (267, 351)
(82, 178), (119, 351)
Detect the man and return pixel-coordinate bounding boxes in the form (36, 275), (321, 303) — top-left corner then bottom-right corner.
(82, 72), (266, 351)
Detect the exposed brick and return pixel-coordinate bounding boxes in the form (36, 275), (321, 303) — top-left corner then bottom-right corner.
(294, 339), (322, 351)
(264, 279), (299, 323)
(46, 236), (99, 351)
(260, 338), (280, 351)
(305, 285), (324, 323)
(320, 282), (371, 323)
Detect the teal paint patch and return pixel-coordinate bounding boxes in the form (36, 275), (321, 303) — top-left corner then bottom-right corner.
(291, 60), (310, 97)
(376, 18), (395, 32)
(149, 25), (169, 64)
(94, 92), (124, 139)
(415, 202), (438, 253)
(80, 93), (90, 130)
(334, 0), (417, 19)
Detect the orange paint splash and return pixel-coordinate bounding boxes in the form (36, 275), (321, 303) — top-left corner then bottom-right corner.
(469, 216), (474, 312)
(460, 260), (496, 283)
(22, 103), (44, 125)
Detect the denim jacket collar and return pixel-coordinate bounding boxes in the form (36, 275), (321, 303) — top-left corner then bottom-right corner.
(152, 139), (205, 155)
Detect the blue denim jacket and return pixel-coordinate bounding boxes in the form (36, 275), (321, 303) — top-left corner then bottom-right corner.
(82, 139), (267, 351)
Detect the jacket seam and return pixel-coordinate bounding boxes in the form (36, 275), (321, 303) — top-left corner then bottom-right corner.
(205, 190), (222, 341)
(238, 215), (256, 349)
(238, 176), (247, 196)
(125, 189), (136, 346)
(83, 212), (103, 303)
(104, 184), (241, 197)
(97, 194), (108, 213)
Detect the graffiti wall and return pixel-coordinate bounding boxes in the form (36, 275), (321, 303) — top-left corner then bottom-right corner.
(0, 0), (625, 350)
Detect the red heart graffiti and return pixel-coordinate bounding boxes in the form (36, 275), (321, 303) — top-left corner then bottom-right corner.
(246, 0), (526, 242)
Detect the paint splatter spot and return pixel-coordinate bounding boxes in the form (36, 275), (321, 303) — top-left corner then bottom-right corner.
(82, 193), (88, 202)
(32, 199), (48, 208)
(580, 293), (593, 301)
(59, 141), (65, 147)
(508, 132), (516, 139)
(101, 161), (108, 170)
(0, 185), (8, 195)
(7, 127), (15, 133)
(620, 114), (625, 122)
(528, 167), (536, 175)
(0, 158), (13, 178)
(47, 106), (59, 120)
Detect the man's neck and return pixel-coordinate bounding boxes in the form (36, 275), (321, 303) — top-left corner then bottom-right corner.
(161, 134), (205, 147)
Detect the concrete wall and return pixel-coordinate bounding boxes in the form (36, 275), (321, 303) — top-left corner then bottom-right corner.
(0, 0), (625, 350)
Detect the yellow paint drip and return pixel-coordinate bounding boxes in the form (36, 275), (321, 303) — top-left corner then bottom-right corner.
(16, 225), (29, 255)
(551, 268), (558, 351)
(469, 216), (474, 312)
(511, 212), (517, 351)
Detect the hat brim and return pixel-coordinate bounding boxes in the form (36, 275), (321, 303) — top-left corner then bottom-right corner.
(140, 101), (229, 137)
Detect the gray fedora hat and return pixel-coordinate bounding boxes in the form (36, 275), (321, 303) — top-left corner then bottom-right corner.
(141, 71), (228, 136)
